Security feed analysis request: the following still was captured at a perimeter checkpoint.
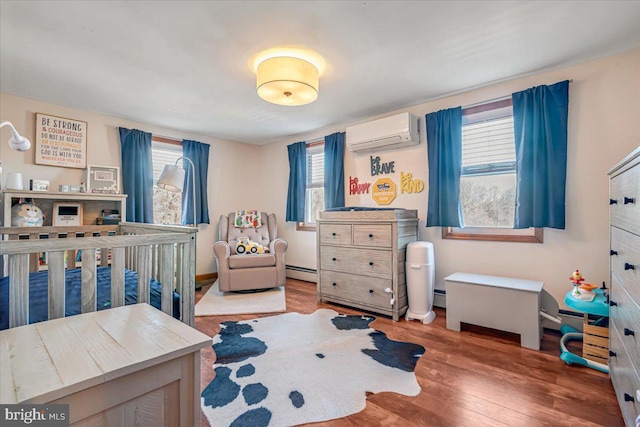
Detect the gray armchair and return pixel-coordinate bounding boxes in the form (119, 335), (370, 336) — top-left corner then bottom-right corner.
(213, 212), (288, 292)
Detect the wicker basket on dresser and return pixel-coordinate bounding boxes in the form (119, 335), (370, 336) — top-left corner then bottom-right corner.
(608, 146), (640, 427)
(316, 209), (418, 321)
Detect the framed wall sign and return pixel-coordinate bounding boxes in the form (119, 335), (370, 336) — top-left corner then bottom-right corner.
(86, 165), (120, 194)
(35, 113), (87, 169)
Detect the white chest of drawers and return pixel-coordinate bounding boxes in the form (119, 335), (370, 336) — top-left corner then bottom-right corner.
(608, 146), (640, 427)
(316, 209), (418, 321)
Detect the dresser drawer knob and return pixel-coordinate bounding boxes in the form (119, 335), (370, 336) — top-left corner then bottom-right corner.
(332, 282), (337, 287)
(624, 328), (635, 336)
(368, 234), (373, 238)
(369, 289), (374, 294)
(332, 257), (337, 262)
(624, 263), (635, 271)
(332, 232), (336, 236)
(609, 300), (618, 307)
(609, 350), (617, 357)
(624, 393), (634, 402)
(624, 197), (635, 205)
(610, 250), (618, 256)
(609, 199), (618, 205)
(369, 261), (374, 266)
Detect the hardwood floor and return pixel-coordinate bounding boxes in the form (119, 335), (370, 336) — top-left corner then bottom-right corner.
(194, 279), (624, 427)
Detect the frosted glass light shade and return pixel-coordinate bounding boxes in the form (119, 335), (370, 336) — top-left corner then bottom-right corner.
(0, 121), (31, 151)
(256, 56), (319, 106)
(157, 164), (185, 193)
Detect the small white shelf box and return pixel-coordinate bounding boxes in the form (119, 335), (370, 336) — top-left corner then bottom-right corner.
(445, 272), (544, 350)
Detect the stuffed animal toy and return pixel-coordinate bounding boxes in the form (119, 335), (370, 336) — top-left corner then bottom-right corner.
(11, 202), (44, 227)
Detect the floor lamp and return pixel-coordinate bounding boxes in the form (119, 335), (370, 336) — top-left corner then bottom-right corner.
(157, 156), (197, 227)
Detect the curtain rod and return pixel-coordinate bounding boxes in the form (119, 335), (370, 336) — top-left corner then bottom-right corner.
(462, 79), (573, 109)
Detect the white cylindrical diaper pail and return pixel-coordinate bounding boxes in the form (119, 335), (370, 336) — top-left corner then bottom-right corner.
(405, 241), (436, 324)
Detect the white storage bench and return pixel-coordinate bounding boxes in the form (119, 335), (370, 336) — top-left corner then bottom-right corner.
(445, 272), (544, 350)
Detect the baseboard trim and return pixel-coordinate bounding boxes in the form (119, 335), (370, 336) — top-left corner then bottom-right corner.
(196, 272), (218, 282)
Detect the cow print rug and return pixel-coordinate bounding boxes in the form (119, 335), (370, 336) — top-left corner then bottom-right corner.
(201, 308), (425, 426)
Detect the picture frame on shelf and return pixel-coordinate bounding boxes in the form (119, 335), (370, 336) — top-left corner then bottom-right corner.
(29, 179), (50, 192)
(86, 165), (120, 194)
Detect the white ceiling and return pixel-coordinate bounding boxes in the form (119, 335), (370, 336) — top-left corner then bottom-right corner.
(1, 1), (639, 145)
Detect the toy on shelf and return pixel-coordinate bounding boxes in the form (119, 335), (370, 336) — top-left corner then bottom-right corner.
(569, 269), (595, 302)
(11, 201), (44, 227)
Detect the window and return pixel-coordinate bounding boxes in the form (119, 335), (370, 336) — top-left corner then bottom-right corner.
(297, 141), (324, 230)
(151, 137), (183, 225)
(443, 99), (543, 242)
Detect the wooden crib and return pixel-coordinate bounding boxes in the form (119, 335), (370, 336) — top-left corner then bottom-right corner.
(0, 222), (197, 328)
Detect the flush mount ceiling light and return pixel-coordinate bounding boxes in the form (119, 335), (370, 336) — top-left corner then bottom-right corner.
(252, 47), (326, 106)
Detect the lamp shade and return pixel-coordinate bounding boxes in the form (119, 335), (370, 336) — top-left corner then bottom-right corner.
(157, 164), (185, 193)
(256, 56), (319, 106)
(0, 121), (31, 152)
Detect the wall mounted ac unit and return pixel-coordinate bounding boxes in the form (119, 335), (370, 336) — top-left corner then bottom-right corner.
(346, 112), (419, 153)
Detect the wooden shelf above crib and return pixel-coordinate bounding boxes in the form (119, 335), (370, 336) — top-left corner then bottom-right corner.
(1, 189), (127, 227)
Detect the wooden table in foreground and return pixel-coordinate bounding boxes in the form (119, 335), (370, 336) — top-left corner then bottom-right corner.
(0, 304), (211, 426)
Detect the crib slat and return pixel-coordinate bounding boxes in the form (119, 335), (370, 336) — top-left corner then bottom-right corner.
(111, 247), (125, 308)
(48, 251), (66, 320)
(180, 241), (195, 327)
(81, 248), (97, 313)
(186, 233), (196, 327)
(137, 245), (151, 304)
(9, 253), (30, 328)
(159, 244), (175, 316)
(176, 243), (184, 299)
(151, 244), (158, 280)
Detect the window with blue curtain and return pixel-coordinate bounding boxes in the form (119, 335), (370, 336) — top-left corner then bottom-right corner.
(437, 80), (569, 241)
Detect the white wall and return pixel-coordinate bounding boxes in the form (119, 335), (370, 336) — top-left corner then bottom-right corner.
(2, 48), (638, 306)
(258, 48), (640, 309)
(0, 94), (262, 275)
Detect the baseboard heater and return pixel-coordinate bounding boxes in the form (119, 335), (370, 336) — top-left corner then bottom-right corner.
(286, 265), (316, 274)
(284, 274), (584, 320)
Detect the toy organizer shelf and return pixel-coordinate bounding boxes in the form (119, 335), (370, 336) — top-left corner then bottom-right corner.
(1, 190), (127, 274)
(2, 190), (126, 227)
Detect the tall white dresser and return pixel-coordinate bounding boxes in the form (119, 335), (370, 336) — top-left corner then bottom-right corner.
(608, 146), (640, 427)
(316, 209), (418, 321)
